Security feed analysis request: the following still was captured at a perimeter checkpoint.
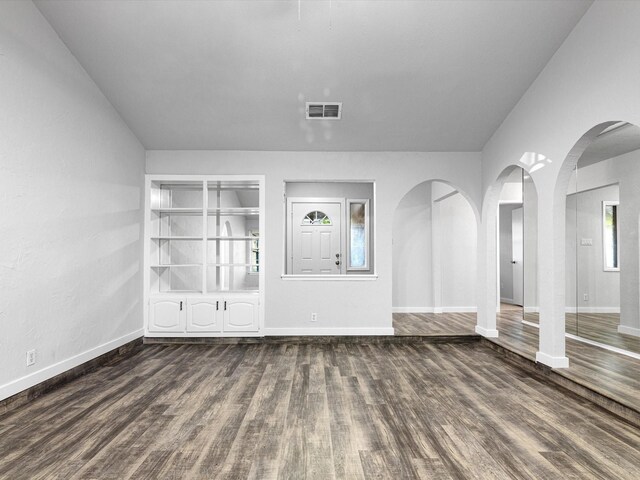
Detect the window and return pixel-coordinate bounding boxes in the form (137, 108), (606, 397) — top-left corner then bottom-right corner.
(347, 199), (369, 270)
(302, 211), (332, 225)
(602, 201), (619, 271)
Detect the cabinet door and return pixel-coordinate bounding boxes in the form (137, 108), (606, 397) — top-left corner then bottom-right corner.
(223, 297), (259, 332)
(187, 298), (221, 332)
(149, 297), (185, 332)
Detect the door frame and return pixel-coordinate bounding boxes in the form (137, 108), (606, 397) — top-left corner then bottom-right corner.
(286, 197), (346, 275)
(511, 206), (524, 307)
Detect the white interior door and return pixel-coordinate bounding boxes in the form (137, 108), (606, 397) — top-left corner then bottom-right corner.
(512, 207), (524, 306)
(290, 201), (342, 274)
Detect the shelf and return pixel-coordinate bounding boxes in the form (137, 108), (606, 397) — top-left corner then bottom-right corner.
(151, 264), (202, 268)
(207, 236), (257, 240)
(207, 208), (259, 216)
(205, 290), (260, 294)
(207, 263), (258, 267)
(151, 236), (202, 241)
(147, 176), (262, 314)
(151, 208), (203, 214)
(154, 290), (202, 294)
(208, 182), (258, 189)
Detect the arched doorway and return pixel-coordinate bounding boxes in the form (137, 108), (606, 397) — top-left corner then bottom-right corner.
(491, 165), (541, 356)
(477, 159), (541, 347)
(392, 180), (478, 335)
(561, 122), (640, 354)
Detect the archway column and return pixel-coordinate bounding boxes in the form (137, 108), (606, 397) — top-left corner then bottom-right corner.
(535, 187), (569, 368)
(476, 205), (498, 337)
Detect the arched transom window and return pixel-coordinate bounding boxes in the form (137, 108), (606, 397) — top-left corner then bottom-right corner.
(301, 211), (332, 225)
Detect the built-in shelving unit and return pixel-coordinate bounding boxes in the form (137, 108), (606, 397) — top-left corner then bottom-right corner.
(144, 175), (264, 337)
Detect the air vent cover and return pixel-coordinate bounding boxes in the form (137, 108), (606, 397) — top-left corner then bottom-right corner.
(306, 102), (342, 120)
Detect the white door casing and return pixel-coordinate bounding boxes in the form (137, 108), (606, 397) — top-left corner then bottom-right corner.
(288, 199), (343, 274)
(512, 207), (524, 306)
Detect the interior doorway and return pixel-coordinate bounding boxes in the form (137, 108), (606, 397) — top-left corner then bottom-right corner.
(511, 206), (524, 306)
(496, 166), (539, 329)
(498, 168), (524, 312)
(392, 180), (478, 336)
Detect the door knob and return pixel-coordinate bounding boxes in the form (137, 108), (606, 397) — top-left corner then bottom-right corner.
(511, 260), (517, 264)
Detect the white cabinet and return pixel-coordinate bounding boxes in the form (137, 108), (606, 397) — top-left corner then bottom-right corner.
(148, 294), (259, 335)
(187, 298), (221, 333)
(149, 297), (186, 333)
(223, 297), (259, 332)
(145, 175), (264, 337)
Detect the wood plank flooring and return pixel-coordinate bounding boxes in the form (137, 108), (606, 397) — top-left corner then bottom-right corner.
(393, 312), (477, 336)
(394, 309), (640, 413)
(524, 311), (640, 354)
(0, 342), (639, 479)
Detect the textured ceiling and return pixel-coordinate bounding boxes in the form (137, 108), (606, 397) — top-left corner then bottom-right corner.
(35, 0), (592, 151)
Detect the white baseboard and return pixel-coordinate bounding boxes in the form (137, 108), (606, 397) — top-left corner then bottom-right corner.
(565, 307), (620, 314)
(618, 325), (640, 337)
(263, 327), (395, 336)
(475, 325), (499, 338)
(392, 307), (477, 313)
(536, 351), (569, 369)
(0, 329), (143, 402)
(392, 307), (434, 313)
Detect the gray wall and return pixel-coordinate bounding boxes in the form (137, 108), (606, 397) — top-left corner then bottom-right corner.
(392, 182), (432, 309)
(147, 151), (482, 333)
(0, 1), (145, 400)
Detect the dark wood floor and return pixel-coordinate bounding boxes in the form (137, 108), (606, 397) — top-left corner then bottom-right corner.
(394, 308), (640, 413)
(525, 311), (640, 354)
(393, 312), (477, 336)
(1, 342), (639, 479)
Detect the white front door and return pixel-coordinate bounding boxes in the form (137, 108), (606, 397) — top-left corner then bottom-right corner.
(512, 207), (524, 306)
(290, 201), (342, 274)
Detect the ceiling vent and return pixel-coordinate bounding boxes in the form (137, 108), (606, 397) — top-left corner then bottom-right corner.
(306, 102), (342, 120)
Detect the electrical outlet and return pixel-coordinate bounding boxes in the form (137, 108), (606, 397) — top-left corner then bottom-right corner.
(583, 294), (589, 302)
(310, 312), (318, 322)
(26, 349), (36, 367)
